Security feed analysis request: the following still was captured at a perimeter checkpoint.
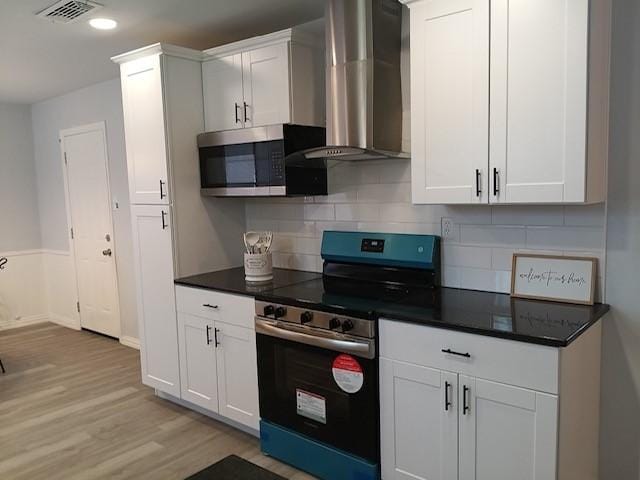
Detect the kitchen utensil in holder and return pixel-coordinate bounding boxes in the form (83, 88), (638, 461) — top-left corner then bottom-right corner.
(244, 252), (273, 283)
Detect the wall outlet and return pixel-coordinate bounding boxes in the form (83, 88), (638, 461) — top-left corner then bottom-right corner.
(441, 217), (455, 240)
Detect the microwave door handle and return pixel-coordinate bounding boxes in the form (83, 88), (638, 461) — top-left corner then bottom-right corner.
(255, 318), (375, 359)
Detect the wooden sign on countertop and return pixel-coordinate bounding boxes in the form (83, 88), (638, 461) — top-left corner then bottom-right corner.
(511, 253), (597, 305)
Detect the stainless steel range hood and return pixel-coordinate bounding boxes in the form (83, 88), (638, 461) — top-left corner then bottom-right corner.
(305, 0), (408, 161)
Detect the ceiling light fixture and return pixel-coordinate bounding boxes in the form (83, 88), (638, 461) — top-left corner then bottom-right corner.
(89, 17), (117, 30)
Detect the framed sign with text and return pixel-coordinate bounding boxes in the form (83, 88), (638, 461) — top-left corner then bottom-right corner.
(511, 254), (597, 305)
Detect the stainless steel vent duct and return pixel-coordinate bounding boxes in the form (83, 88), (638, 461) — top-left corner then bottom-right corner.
(305, 0), (408, 161)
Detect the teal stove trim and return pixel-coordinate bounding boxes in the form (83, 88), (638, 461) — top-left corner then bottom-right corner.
(260, 420), (379, 480)
(321, 231), (440, 270)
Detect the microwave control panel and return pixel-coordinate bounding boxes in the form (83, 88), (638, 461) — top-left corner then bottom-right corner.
(270, 149), (285, 184)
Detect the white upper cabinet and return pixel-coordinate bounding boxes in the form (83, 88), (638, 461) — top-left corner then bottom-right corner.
(119, 55), (170, 205)
(242, 43), (291, 128)
(409, 0), (489, 204)
(202, 53), (244, 132)
(403, 0), (611, 205)
(202, 22), (325, 132)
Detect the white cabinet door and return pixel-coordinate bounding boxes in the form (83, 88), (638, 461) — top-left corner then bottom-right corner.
(177, 312), (218, 412)
(202, 53), (244, 132)
(120, 55), (170, 205)
(489, 0), (589, 203)
(215, 321), (260, 430)
(241, 43), (291, 128)
(409, 0), (489, 204)
(380, 358), (458, 480)
(458, 376), (558, 480)
(130, 204), (180, 396)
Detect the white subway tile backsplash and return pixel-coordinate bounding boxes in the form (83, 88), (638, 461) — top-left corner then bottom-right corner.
(460, 225), (526, 247)
(443, 245), (492, 269)
(303, 204), (335, 221)
(564, 204), (606, 226)
(357, 183), (411, 203)
(491, 206), (564, 226)
(244, 163), (606, 295)
(526, 226), (604, 251)
(335, 204), (380, 222)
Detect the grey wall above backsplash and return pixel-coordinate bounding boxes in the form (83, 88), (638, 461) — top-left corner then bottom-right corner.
(245, 159), (606, 300)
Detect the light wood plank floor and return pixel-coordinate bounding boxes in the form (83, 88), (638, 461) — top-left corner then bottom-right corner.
(0, 323), (314, 480)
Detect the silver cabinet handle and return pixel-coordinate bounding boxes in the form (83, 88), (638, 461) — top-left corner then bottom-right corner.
(102, 249), (112, 256)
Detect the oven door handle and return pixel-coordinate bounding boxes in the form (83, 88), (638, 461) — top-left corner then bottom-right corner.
(255, 319), (375, 359)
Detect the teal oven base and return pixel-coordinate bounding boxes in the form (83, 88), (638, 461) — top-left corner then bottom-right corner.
(260, 420), (379, 480)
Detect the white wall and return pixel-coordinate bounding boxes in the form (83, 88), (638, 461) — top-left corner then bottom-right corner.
(600, 0), (640, 477)
(0, 103), (40, 251)
(0, 103), (46, 328)
(31, 78), (138, 340)
(246, 160), (607, 298)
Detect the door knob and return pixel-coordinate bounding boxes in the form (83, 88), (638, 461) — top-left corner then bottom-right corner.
(102, 249), (112, 257)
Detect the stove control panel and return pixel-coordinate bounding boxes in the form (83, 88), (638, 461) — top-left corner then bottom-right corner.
(255, 301), (375, 339)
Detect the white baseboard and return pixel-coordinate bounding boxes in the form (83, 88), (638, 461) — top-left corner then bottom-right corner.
(0, 314), (48, 331)
(49, 314), (81, 330)
(119, 335), (140, 350)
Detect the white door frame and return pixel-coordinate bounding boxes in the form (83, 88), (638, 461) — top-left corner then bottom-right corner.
(59, 121), (121, 337)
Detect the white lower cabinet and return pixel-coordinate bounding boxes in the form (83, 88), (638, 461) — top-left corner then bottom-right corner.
(177, 312), (218, 411)
(380, 359), (458, 480)
(131, 204), (180, 397)
(215, 321), (260, 430)
(380, 319), (602, 480)
(458, 376), (558, 480)
(176, 286), (259, 431)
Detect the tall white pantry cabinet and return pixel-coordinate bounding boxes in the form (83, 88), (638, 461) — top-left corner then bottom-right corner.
(112, 44), (245, 397)
(402, 0), (612, 205)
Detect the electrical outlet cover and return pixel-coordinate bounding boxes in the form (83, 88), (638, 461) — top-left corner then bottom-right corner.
(441, 217), (454, 240)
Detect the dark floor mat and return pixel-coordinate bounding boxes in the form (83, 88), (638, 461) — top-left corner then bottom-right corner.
(185, 455), (287, 480)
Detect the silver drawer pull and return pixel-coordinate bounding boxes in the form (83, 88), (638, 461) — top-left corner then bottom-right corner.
(203, 304), (219, 309)
(442, 348), (471, 358)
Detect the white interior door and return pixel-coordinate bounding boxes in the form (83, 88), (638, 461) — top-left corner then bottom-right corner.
(489, 0), (589, 203)
(62, 123), (120, 338)
(380, 358), (458, 480)
(241, 43), (291, 128)
(202, 53), (244, 131)
(409, 0), (489, 204)
(458, 375), (558, 480)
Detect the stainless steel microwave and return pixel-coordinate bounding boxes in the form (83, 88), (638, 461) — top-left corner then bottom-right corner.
(197, 124), (327, 197)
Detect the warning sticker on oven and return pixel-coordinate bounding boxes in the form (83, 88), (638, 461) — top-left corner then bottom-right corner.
(332, 354), (364, 393)
(296, 389), (327, 424)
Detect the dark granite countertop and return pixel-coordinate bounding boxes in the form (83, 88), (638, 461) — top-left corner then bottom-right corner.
(174, 267), (322, 296)
(375, 288), (610, 347)
(175, 267), (609, 347)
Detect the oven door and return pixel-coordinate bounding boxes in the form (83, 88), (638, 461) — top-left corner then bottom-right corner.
(255, 318), (379, 463)
(199, 140), (285, 195)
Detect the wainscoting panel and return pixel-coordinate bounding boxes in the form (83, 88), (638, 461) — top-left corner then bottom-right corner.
(0, 250), (47, 329)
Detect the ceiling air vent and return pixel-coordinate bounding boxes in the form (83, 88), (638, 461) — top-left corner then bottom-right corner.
(36, 0), (103, 24)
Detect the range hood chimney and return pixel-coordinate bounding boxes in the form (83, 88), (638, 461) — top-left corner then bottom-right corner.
(305, 0), (408, 161)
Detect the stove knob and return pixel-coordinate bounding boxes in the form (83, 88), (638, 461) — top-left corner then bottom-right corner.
(341, 319), (354, 333)
(329, 317), (341, 330)
(300, 311), (313, 324)
(263, 305), (275, 317)
(274, 306), (287, 319)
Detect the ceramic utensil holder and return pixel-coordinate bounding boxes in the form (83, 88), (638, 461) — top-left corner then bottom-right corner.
(244, 252), (273, 282)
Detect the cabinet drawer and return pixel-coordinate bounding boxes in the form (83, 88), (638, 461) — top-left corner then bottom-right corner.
(175, 286), (254, 329)
(379, 320), (559, 394)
